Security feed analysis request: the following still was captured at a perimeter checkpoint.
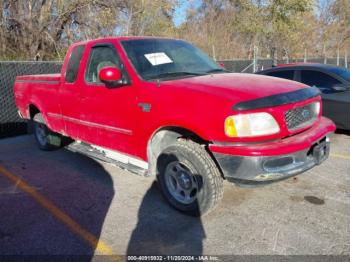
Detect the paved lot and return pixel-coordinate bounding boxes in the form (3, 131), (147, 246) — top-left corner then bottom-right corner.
(0, 134), (349, 257)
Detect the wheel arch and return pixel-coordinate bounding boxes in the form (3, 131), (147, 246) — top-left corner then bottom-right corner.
(147, 126), (208, 176)
(27, 103), (53, 131)
(28, 104), (41, 119)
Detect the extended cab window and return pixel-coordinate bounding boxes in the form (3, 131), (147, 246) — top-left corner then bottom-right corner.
(85, 45), (121, 83)
(300, 70), (341, 93)
(65, 45), (85, 83)
(266, 70), (294, 80)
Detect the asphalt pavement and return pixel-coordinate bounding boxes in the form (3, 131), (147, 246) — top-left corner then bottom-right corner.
(0, 134), (349, 259)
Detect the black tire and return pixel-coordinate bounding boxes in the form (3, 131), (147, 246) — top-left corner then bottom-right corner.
(33, 113), (62, 150)
(157, 139), (224, 216)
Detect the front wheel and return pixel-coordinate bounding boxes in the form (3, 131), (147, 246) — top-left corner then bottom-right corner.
(157, 139), (224, 216)
(33, 113), (62, 150)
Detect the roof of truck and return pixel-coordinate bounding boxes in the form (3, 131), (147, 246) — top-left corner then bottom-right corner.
(72, 36), (179, 46)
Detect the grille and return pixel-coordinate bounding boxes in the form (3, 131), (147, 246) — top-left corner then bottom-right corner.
(285, 102), (319, 131)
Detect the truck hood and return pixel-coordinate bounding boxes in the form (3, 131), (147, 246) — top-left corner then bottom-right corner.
(161, 73), (308, 103)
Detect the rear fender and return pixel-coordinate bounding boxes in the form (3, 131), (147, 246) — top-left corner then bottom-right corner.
(27, 102), (52, 129)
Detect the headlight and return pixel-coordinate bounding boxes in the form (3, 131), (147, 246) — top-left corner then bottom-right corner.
(225, 112), (280, 137)
(314, 101), (321, 115)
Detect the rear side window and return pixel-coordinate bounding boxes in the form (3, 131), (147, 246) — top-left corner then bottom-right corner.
(65, 45), (85, 83)
(85, 45), (122, 83)
(300, 70), (341, 90)
(266, 70), (294, 80)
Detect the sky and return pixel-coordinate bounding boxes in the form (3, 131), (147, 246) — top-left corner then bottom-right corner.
(172, 0), (329, 26)
(173, 0), (202, 27)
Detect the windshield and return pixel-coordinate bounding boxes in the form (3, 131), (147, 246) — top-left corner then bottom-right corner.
(329, 67), (350, 82)
(121, 38), (226, 80)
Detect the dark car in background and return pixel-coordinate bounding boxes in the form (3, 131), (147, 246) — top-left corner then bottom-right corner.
(257, 63), (350, 130)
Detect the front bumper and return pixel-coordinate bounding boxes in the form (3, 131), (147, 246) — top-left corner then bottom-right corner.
(214, 136), (330, 183)
(210, 117), (335, 184)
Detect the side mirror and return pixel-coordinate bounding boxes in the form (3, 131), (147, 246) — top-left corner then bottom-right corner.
(332, 84), (349, 92)
(99, 67), (122, 88)
(218, 62), (226, 69)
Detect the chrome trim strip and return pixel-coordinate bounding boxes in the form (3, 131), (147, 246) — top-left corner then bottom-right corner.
(47, 113), (132, 135)
(15, 79), (60, 85)
(14, 93), (24, 98)
(47, 112), (62, 119)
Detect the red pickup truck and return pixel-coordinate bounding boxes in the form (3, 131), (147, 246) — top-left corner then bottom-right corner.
(14, 37), (335, 216)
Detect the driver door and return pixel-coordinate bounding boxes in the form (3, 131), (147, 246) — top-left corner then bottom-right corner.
(79, 42), (137, 155)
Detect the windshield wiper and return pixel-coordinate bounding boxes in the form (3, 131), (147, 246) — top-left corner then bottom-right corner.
(205, 68), (230, 74)
(146, 71), (205, 80)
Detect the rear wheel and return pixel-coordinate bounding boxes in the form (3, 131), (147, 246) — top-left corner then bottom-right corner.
(157, 139), (224, 216)
(33, 113), (62, 150)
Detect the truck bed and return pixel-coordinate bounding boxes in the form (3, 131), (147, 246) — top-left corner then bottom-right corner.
(14, 73), (62, 123)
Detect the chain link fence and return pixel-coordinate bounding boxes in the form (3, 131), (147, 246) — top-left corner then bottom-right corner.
(0, 58), (348, 138)
(0, 62), (62, 138)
